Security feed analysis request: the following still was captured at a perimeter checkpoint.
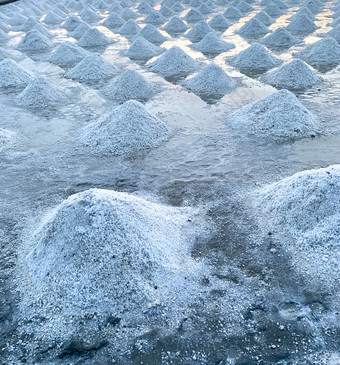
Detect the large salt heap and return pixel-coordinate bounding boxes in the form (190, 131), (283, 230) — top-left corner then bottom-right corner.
(80, 101), (169, 155)
(286, 14), (318, 34)
(104, 69), (155, 103)
(80, 6), (102, 22)
(162, 16), (188, 35)
(49, 41), (89, 68)
(20, 17), (39, 32)
(261, 59), (320, 90)
(192, 32), (235, 55)
(261, 27), (299, 49)
(126, 36), (163, 61)
(226, 89), (322, 141)
(186, 20), (216, 42)
(149, 46), (199, 79)
(120, 8), (138, 21)
(0, 59), (30, 87)
(238, 18), (270, 38)
(77, 28), (111, 47)
(137, 24), (167, 45)
(18, 30), (53, 51)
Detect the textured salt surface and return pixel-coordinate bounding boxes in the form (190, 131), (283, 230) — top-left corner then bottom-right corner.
(77, 28), (110, 47)
(238, 18), (270, 38)
(208, 14), (231, 31)
(186, 20), (216, 42)
(63, 14), (82, 31)
(253, 11), (274, 26)
(70, 21), (91, 39)
(226, 89), (322, 141)
(184, 9), (206, 22)
(192, 31), (234, 54)
(118, 18), (141, 35)
(0, 128), (15, 152)
(49, 41), (89, 68)
(103, 12), (125, 29)
(286, 14), (318, 34)
(0, 59), (30, 87)
(162, 16), (188, 34)
(80, 101), (169, 155)
(261, 27), (299, 49)
(126, 36), (163, 61)
(223, 6), (242, 20)
(137, 24), (167, 44)
(18, 30), (53, 51)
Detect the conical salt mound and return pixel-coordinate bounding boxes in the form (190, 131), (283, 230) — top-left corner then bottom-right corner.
(162, 16), (188, 35)
(223, 6), (242, 20)
(104, 69), (155, 102)
(120, 8), (138, 21)
(160, 5), (175, 17)
(253, 11), (274, 26)
(172, 2), (185, 12)
(263, 4), (283, 17)
(67, 53), (118, 81)
(137, 24), (167, 45)
(103, 12), (125, 28)
(17, 76), (66, 108)
(9, 13), (28, 26)
(198, 3), (212, 14)
(226, 89), (322, 141)
(138, 0), (153, 14)
(0, 128), (15, 153)
(286, 14), (318, 34)
(236, 1), (254, 14)
(327, 25), (340, 44)
(49, 41), (89, 67)
(261, 59), (320, 90)
(238, 18), (270, 38)
(185, 63), (236, 99)
(0, 21), (10, 33)
(18, 30), (53, 51)
(293, 37), (340, 69)
(63, 14), (82, 30)
(70, 21), (91, 39)
(229, 43), (281, 74)
(118, 18), (141, 35)
(80, 6), (102, 21)
(77, 28), (110, 47)
(0, 59), (30, 87)
(0, 47), (21, 61)
(149, 46), (199, 79)
(0, 29), (9, 44)
(261, 27), (299, 49)
(192, 32), (235, 54)
(81, 101), (169, 155)
(189, 0), (201, 7)
(289, 7), (316, 21)
(43, 11), (63, 24)
(144, 10), (167, 24)
(208, 14), (231, 31)
(184, 9), (206, 22)
(32, 23), (53, 39)
(305, 0), (321, 14)
(186, 20), (215, 42)
(20, 17), (39, 32)
(126, 36), (163, 61)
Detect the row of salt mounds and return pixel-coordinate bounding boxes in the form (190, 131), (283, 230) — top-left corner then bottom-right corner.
(126, 36), (163, 61)
(49, 41), (89, 68)
(0, 128), (15, 152)
(80, 100), (169, 155)
(192, 32), (235, 55)
(18, 30), (53, 51)
(225, 89), (322, 142)
(149, 46), (198, 79)
(228, 43), (281, 75)
(185, 63), (236, 100)
(293, 37), (340, 70)
(67, 53), (118, 82)
(17, 76), (66, 109)
(0, 59), (30, 87)
(77, 28), (111, 47)
(103, 69), (155, 103)
(261, 27), (299, 50)
(261, 59), (320, 90)
(254, 165), (340, 292)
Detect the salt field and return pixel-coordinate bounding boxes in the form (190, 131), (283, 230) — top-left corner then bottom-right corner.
(0, 0), (340, 363)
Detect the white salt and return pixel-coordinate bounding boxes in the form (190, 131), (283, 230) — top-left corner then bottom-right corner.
(9, 13), (27, 26)
(70, 21), (91, 39)
(77, 28), (110, 47)
(160, 5), (175, 18)
(32, 23), (53, 39)
(286, 14), (318, 34)
(144, 10), (167, 25)
(192, 32), (235, 54)
(0, 29), (9, 44)
(126, 36), (163, 61)
(119, 7), (138, 20)
(186, 20), (216, 42)
(136, 24), (167, 45)
(198, 3), (213, 14)
(43, 11), (63, 24)
(208, 14), (231, 31)
(63, 14), (83, 31)
(103, 12), (125, 29)
(236, 1), (254, 14)
(20, 17), (39, 32)
(172, 2), (185, 12)
(0, 128), (15, 152)
(118, 18), (141, 35)
(18, 30), (54, 51)
(238, 18), (270, 38)
(80, 6), (102, 22)
(223, 6), (243, 20)
(184, 9), (206, 22)
(49, 41), (89, 68)
(253, 11), (274, 26)
(263, 4), (283, 17)
(162, 16), (188, 34)
(0, 59), (30, 87)
(261, 27), (299, 49)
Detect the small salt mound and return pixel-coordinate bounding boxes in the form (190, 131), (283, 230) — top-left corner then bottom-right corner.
(253, 11), (274, 26)
(226, 89), (321, 141)
(255, 165), (340, 291)
(0, 128), (15, 153)
(118, 18), (141, 35)
(198, 3), (213, 14)
(189, 0), (201, 7)
(238, 18), (270, 38)
(17, 76), (66, 109)
(261, 27), (299, 49)
(263, 4), (283, 17)
(185, 63), (236, 99)
(81, 101), (168, 155)
(0, 29), (9, 44)
(80, 6), (102, 22)
(172, 2), (185, 12)
(70, 21), (91, 39)
(184, 9), (206, 22)
(77, 28), (110, 47)
(162, 16), (188, 35)
(67, 53), (118, 82)
(192, 32), (235, 54)
(223, 6), (243, 20)
(327, 25), (340, 44)
(0, 59), (30, 87)
(186, 20), (216, 42)
(261, 59), (320, 90)
(208, 14), (231, 31)
(305, 0), (321, 14)
(286, 14), (318, 34)
(330, 16), (340, 28)
(95, 0), (108, 10)
(43, 11), (63, 24)
(294, 37), (340, 69)
(9, 13), (27, 26)
(63, 14), (82, 31)
(32, 23), (53, 39)
(103, 12), (125, 28)
(149, 46), (198, 79)
(18, 30), (53, 51)
(137, 24), (167, 45)
(160, 5), (175, 17)
(20, 17), (39, 32)
(144, 10), (167, 24)
(126, 36), (163, 61)
(236, 1), (254, 14)
(0, 47), (20, 61)
(138, 1), (153, 14)
(289, 6), (316, 21)
(120, 7), (138, 20)
(49, 41), (89, 68)
(0, 21), (10, 33)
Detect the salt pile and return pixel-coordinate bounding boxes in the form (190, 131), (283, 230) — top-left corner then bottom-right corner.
(162, 16), (188, 35)
(77, 28), (110, 47)
(294, 37), (340, 69)
(20, 17), (39, 32)
(238, 18), (270, 38)
(263, 4), (283, 17)
(137, 24), (167, 45)
(223, 6), (242, 20)
(43, 11), (63, 24)
(184, 9), (206, 22)
(144, 10), (167, 25)
(81, 101), (169, 155)
(192, 32), (235, 55)
(229, 43), (281, 73)
(226, 89), (322, 141)
(138, 1), (153, 14)
(118, 19), (141, 35)
(0, 59), (30, 87)
(32, 23), (53, 39)
(0, 21), (9, 33)
(185, 63), (236, 99)
(0, 128), (15, 153)
(198, 3), (212, 14)
(104, 69), (155, 102)
(17, 76), (66, 109)
(255, 165), (340, 291)
(67, 53), (118, 82)
(286, 14), (318, 34)
(261, 27), (299, 49)
(261, 59), (320, 90)
(0, 29), (9, 44)
(119, 8), (138, 21)
(305, 0), (321, 14)
(160, 5), (175, 17)
(0, 47), (20, 61)
(172, 2), (185, 12)
(49, 41), (89, 68)
(208, 14), (231, 31)
(70, 21), (91, 39)
(9, 13), (27, 26)
(186, 20), (216, 42)
(253, 11), (274, 26)
(18, 30), (53, 51)
(289, 7), (316, 21)
(63, 14), (82, 31)
(149, 46), (199, 79)
(80, 6), (102, 22)
(103, 12), (125, 29)
(126, 36), (163, 61)
(236, 1), (254, 14)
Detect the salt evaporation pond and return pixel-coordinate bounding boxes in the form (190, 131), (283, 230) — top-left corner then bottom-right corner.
(0, 0), (340, 363)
